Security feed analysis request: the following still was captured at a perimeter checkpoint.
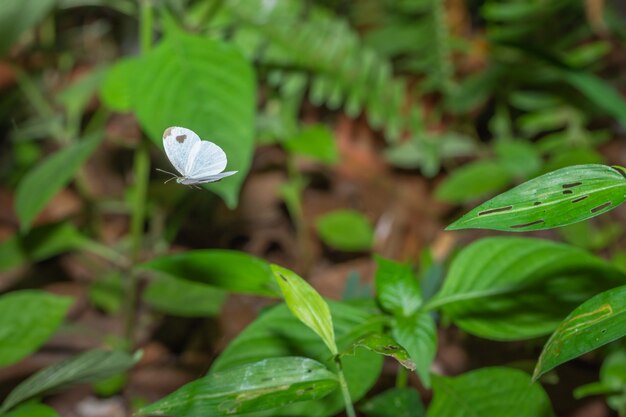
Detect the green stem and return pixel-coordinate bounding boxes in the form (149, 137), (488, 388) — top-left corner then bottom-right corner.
(123, 0), (153, 348)
(395, 365), (408, 388)
(334, 356), (356, 417)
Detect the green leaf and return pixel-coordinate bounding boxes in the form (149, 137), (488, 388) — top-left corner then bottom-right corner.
(0, 0), (55, 56)
(564, 71), (626, 129)
(143, 275), (227, 317)
(15, 133), (103, 232)
(447, 164), (626, 231)
(140, 250), (279, 297)
(0, 403), (60, 417)
(0, 222), (85, 273)
(100, 57), (139, 111)
(211, 302), (383, 417)
(374, 256), (421, 317)
(360, 388), (425, 417)
(435, 160), (512, 203)
(574, 350), (626, 399)
(1, 349), (139, 412)
(494, 140), (541, 178)
(102, 30), (256, 208)
(272, 264), (337, 355)
(343, 332), (415, 371)
(426, 237), (625, 340)
(88, 272), (123, 314)
(534, 285), (626, 380)
(138, 357), (337, 417)
(283, 125), (338, 164)
(57, 69), (107, 127)
(392, 313), (437, 388)
(315, 209), (373, 251)
(427, 367), (554, 417)
(0, 290), (72, 368)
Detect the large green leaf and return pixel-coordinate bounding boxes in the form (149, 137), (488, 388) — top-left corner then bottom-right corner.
(392, 313), (436, 387)
(138, 357), (338, 417)
(533, 285), (626, 380)
(140, 250), (279, 297)
(101, 30), (256, 207)
(15, 133), (103, 232)
(0, 290), (72, 367)
(272, 264), (337, 355)
(0, 0), (55, 56)
(435, 160), (512, 203)
(447, 164), (626, 231)
(374, 256), (422, 317)
(210, 302), (383, 417)
(143, 275), (227, 317)
(427, 367), (554, 417)
(360, 388), (424, 417)
(425, 237), (626, 340)
(1, 349), (139, 412)
(315, 210), (373, 251)
(0, 222), (85, 273)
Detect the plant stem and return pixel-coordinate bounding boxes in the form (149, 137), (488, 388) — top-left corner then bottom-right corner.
(396, 365), (408, 388)
(123, 0), (153, 347)
(334, 356), (356, 417)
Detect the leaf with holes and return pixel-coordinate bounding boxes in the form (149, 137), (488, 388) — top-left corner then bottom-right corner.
(137, 357), (338, 417)
(272, 264), (337, 355)
(427, 367), (554, 417)
(101, 29), (256, 208)
(2, 349), (139, 412)
(210, 302), (383, 417)
(447, 164), (626, 231)
(533, 285), (626, 381)
(425, 237), (626, 340)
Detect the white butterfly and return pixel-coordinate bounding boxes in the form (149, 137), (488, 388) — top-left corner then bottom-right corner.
(158, 126), (237, 186)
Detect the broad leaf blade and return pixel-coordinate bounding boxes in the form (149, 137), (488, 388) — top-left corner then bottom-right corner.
(15, 133), (103, 232)
(360, 388), (425, 417)
(272, 264), (337, 355)
(392, 313), (437, 388)
(140, 250), (279, 297)
(143, 275), (227, 317)
(283, 125), (338, 164)
(315, 210), (374, 251)
(0, 291), (72, 367)
(2, 349), (139, 412)
(435, 160), (512, 203)
(427, 367), (554, 417)
(374, 256), (421, 317)
(447, 164), (626, 231)
(138, 357), (338, 417)
(210, 302), (383, 417)
(426, 237), (626, 340)
(534, 285), (626, 380)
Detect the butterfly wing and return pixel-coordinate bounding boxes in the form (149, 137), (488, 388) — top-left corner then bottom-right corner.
(180, 171), (238, 185)
(163, 126), (201, 175)
(185, 140), (229, 179)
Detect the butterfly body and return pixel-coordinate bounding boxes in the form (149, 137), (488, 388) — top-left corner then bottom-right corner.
(161, 126), (237, 185)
